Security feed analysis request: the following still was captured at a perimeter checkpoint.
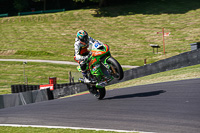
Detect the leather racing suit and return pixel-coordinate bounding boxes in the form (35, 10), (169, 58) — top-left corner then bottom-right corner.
(74, 36), (97, 63)
(74, 36), (100, 75)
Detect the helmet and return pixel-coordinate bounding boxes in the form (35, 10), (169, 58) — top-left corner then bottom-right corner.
(77, 30), (89, 44)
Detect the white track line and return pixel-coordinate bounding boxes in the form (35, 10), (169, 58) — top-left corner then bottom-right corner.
(0, 124), (155, 133)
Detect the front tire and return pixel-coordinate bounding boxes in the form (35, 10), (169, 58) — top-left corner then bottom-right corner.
(107, 57), (124, 80)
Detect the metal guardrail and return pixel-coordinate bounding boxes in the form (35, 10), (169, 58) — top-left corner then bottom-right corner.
(18, 9), (65, 16)
(0, 83), (87, 109)
(0, 9), (65, 17)
(18, 11), (43, 16)
(0, 13), (8, 17)
(43, 9), (65, 13)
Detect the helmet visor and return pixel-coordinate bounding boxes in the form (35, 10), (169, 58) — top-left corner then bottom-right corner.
(80, 35), (89, 44)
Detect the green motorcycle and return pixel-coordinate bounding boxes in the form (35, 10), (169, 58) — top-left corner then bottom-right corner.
(77, 41), (124, 100)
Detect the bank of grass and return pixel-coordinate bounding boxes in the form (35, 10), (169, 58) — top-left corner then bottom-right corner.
(0, 0), (200, 66)
(0, 0), (200, 93)
(0, 126), (137, 133)
(107, 64), (200, 90)
(0, 60), (199, 95)
(0, 61), (82, 94)
(0, 61), (130, 95)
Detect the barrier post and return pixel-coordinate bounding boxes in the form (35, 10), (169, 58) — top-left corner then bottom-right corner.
(69, 71), (72, 84)
(162, 27), (165, 55)
(49, 77), (57, 84)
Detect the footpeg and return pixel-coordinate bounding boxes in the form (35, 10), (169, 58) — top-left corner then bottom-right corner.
(78, 78), (84, 83)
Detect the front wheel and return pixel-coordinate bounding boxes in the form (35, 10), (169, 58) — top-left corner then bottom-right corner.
(107, 57), (124, 80)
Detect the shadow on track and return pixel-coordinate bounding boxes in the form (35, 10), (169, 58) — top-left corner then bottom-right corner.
(104, 90), (166, 100)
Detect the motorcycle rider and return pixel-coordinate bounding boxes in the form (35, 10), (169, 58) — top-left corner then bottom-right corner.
(74, 30), (102, 83)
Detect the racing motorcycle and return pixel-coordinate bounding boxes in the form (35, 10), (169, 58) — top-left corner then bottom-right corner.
(77, 41), (124, 100)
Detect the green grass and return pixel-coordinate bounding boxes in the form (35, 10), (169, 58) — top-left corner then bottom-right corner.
(107, 64), (200, 90)
(0, 61), (130, 95)
(0, 61), (82, 94)
(0, 0), (200, 93)
(0, 126), (137, 133)
(0, 0), (200, 66)
(0, 2), (200, 133)
(0, 61), (199, 95)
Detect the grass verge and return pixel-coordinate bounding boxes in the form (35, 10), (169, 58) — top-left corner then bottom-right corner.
(0, 61), (81, 94)
(107, 64), (200, 90)
(0, 61), (199, 95)
(0, 126), (137, 133)
(0, 0), (200, 66)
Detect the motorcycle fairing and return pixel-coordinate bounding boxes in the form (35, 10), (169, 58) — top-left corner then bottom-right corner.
(77, 42), (113, 88)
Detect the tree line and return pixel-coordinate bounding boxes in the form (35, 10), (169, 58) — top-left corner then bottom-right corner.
(0, 0), (130, 15)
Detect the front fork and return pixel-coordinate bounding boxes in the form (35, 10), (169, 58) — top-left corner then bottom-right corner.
(95, 56), (114, 88)
(102, 56), (111, 70)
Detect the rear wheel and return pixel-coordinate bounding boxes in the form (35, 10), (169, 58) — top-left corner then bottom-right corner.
(87, 85), (106, 100)
(96, 87), (106, 100)
(107, 57), (124, 80)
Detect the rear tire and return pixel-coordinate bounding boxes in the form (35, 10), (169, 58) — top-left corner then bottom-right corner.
(96, 87), (106, 100)
(107, 57), (124, 80)
(87, 85), (106, 100)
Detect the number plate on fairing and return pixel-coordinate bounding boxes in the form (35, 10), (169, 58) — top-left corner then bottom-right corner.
(92, 64), (100, 71)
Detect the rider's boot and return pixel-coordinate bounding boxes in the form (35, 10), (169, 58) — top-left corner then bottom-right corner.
(82, 71), (91, 84)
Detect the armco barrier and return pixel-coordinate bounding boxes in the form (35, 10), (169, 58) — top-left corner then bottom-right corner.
(19, 91), (33, 105)
(109, 49), (200, 85)
(0, 13), (8, 17)
(0, 89), (49, 109)
(11, 83), (75, 94)
(32, 89), (49, 103)
(0, 93), (21, 109)
(18, 9), (65, 16)
(52, 83), (88, 99)
(43, 9), (65, 13)
(18, 11), (43, 16)
(11, 85), (40, 93)
(0, 83), (87, 109)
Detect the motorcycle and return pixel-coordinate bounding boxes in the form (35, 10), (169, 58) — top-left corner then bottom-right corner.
(77, 41), (124, 100)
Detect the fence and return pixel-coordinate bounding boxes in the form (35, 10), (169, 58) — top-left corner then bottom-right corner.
(0, 13), (8, 17)
(0, 83), (87, 109)
(0, 9), (65, 18)
(18, 9), (65, 16)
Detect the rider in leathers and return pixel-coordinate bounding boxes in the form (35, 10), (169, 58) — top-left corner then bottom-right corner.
(74, 30), (102, 83)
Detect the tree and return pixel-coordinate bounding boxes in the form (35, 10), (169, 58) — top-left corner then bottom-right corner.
(13, 0), (29, 12)
(32, 0), (46, 10)
(73, 0), (107, 7)
(99, 0), (106, 7)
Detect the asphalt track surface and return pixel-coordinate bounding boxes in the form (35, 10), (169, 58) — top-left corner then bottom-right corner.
(0, 78), (200, 133)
